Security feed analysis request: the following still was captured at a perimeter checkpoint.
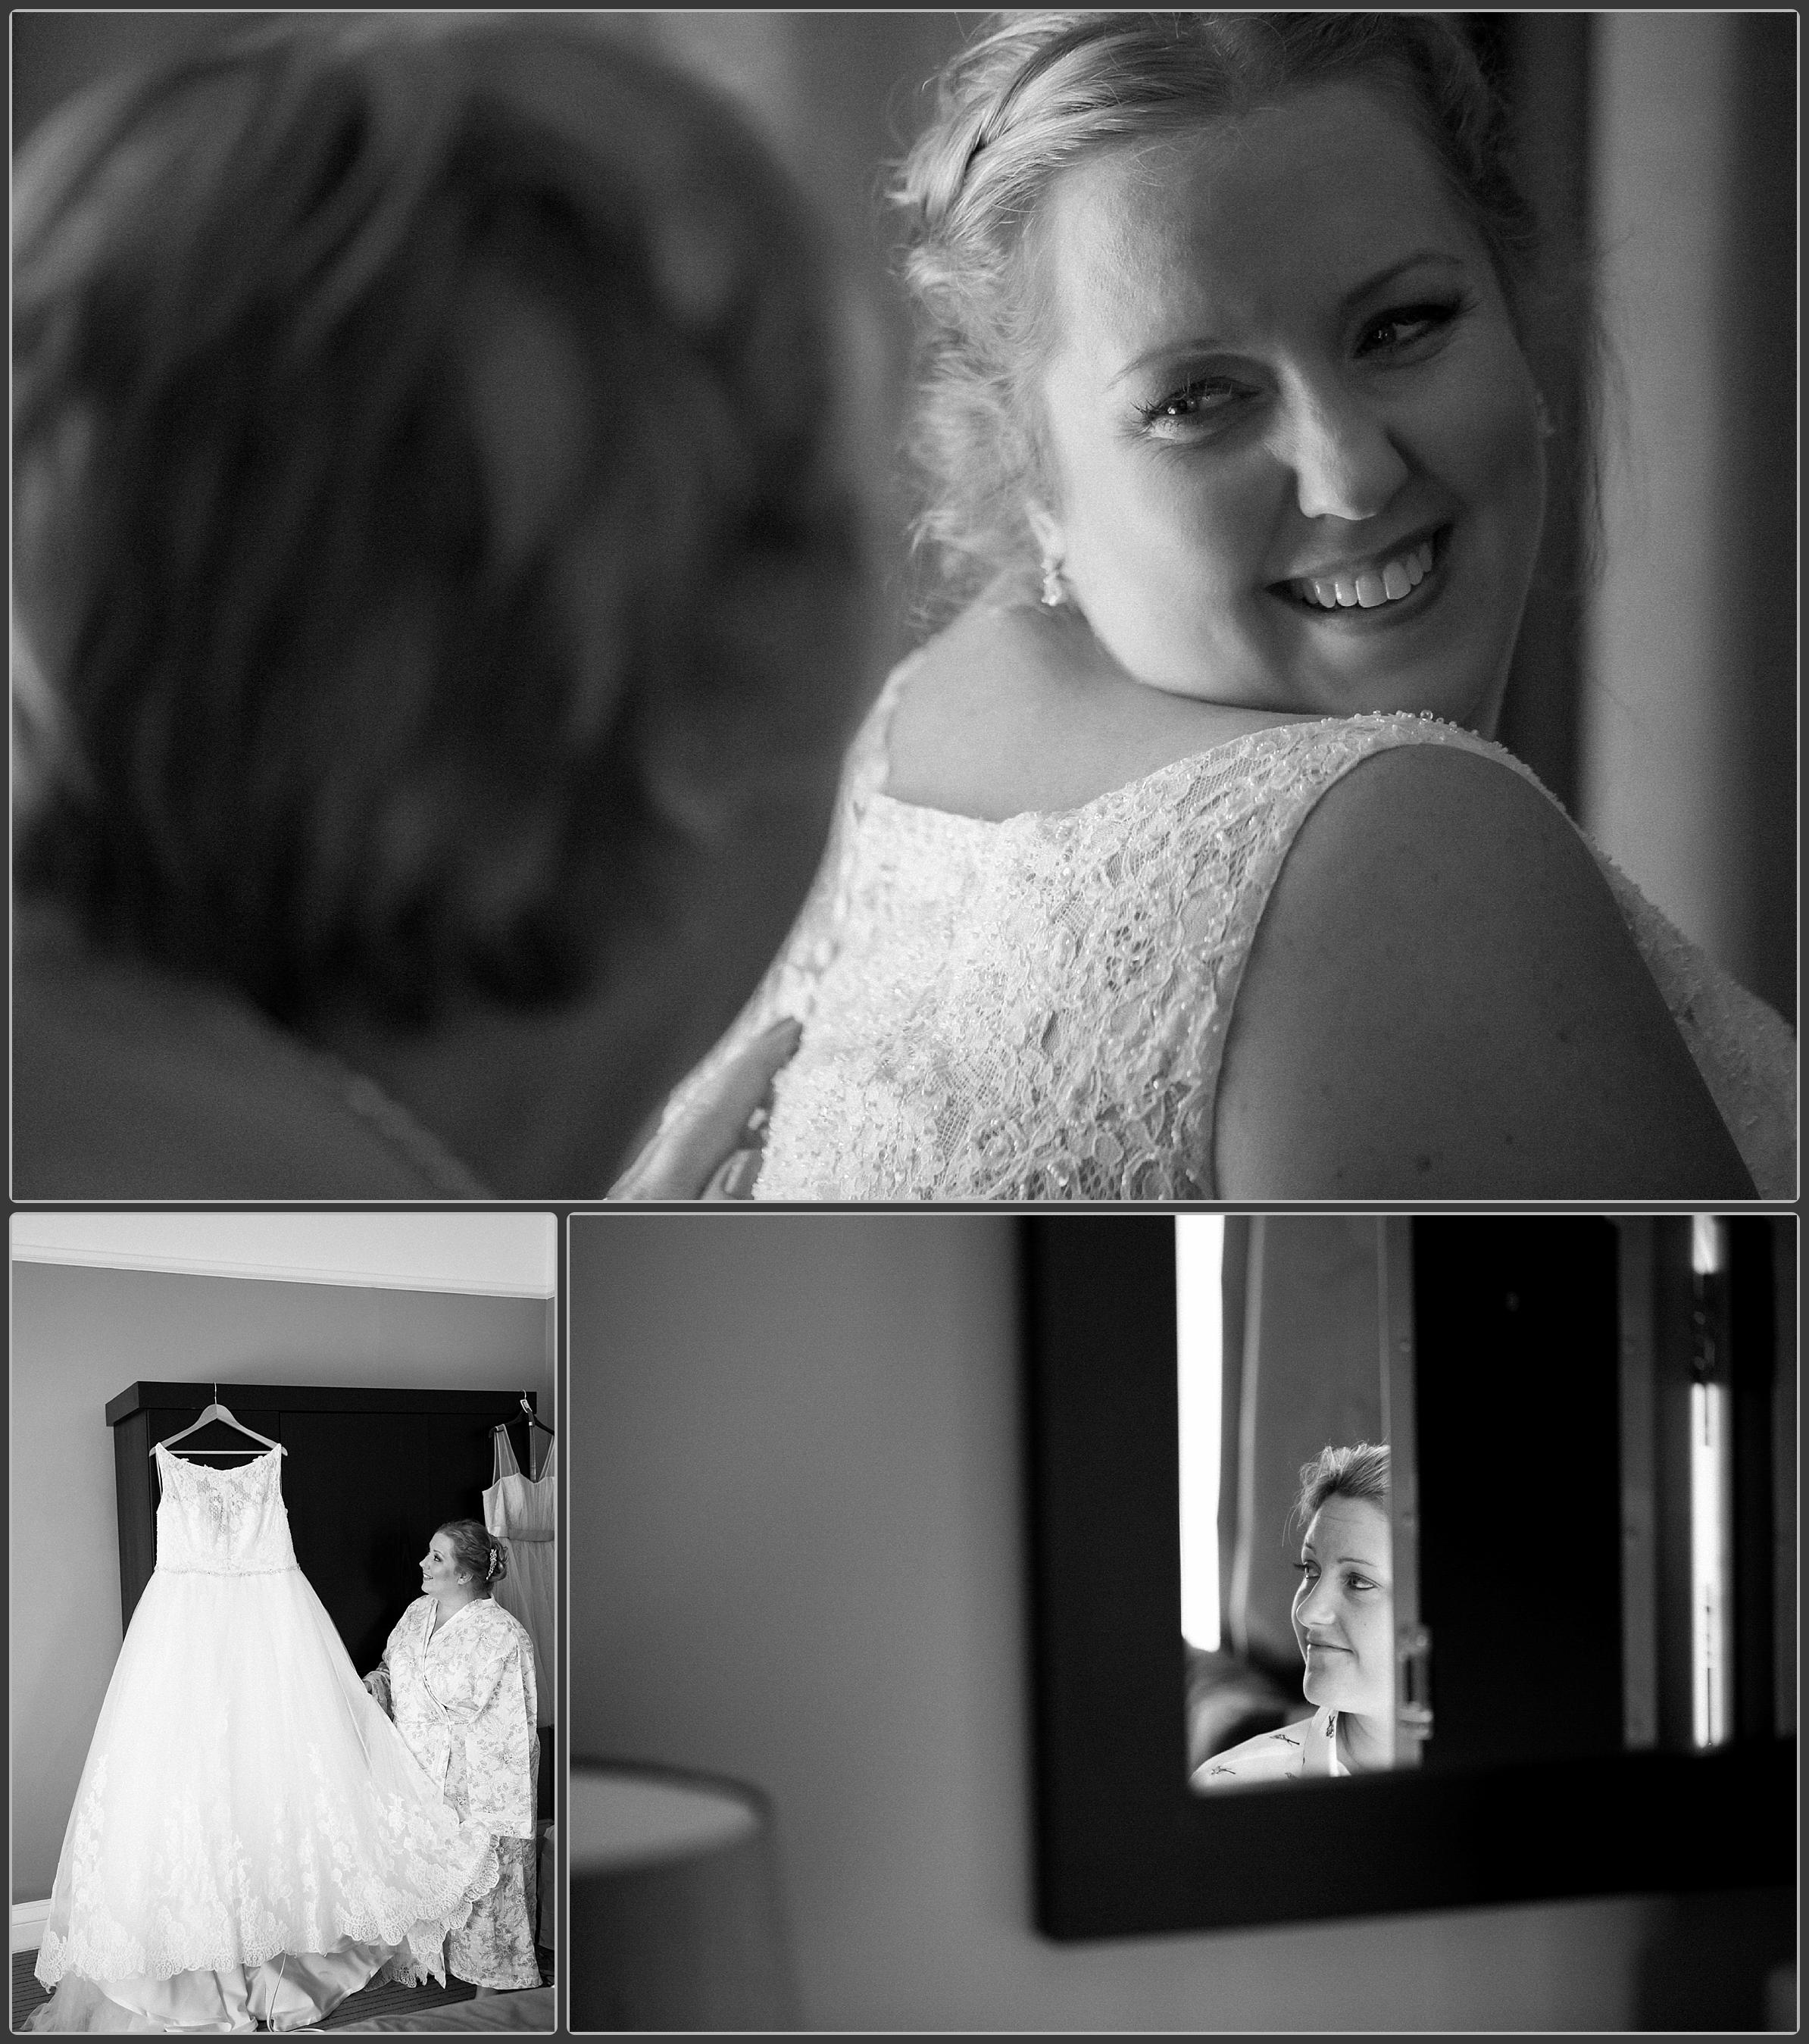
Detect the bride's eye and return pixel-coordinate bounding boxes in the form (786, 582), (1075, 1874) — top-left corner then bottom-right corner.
(1137, 376), (1248, 436)
(1358, 298), (1468, 356)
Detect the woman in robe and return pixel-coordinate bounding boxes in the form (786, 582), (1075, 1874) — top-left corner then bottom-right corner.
(365, 1522), (541, 1992)
(1194, 1444), (1394, 1788)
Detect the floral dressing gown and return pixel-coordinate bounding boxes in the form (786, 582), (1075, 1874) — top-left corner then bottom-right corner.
(367, 1596), (540, 1989)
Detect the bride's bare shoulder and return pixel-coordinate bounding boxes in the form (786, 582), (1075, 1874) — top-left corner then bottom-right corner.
(893, 589), (1067, 723)
(1214, 744), (1755, 1199)
(886, 590), (1248, 817)
(883, 592), (1083, 814)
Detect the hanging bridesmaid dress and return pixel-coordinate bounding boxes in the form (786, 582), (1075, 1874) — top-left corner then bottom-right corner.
(483, 1424), (555, 1732)
(31, 1443), (496, 2033)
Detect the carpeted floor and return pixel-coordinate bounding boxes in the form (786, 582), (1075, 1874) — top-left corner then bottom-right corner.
(11, 1949), (553, 2033)
(13, 1948), (53, 2030)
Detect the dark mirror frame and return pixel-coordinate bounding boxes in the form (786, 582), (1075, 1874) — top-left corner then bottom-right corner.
(1020, 1214), (1794, 1941)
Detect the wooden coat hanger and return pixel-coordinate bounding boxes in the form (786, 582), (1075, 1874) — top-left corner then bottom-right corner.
(155, 1385), (283, 1457)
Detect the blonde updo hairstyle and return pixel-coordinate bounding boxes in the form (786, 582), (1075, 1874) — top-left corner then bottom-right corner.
(438, 1517), (507, 1591)
(1294, 1441), (1391, 1532)
(893, 11), (1584, 615)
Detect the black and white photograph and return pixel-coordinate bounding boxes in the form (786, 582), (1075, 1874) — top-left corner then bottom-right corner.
(1170, 1216), (1792, 1789)
(7, 8), (1799, 2037)
(566, 1211), (1795, 2030)
(8, 11), (1796, 1205)
(9, 1211), (558, 2033)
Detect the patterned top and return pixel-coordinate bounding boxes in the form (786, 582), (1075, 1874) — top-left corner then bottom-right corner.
(662, 657), (1795, 1200)
(368, 1597), (539, 1842)
(1192, 1705), (1345, 1789)
(153, 1442), (293, 1576)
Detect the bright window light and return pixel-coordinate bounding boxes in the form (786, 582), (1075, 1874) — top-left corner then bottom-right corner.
(1688, 1214), (1733, 1748)
(1691, 1214), (1727, 1275)
(1689, 1376), (1734, 1748)
(1176, 1215), (1225, 1652)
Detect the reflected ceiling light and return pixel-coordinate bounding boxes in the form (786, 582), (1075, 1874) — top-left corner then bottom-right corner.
(1176, 1215), (1225, 1653)
(1689, 1214), (1732, 1749)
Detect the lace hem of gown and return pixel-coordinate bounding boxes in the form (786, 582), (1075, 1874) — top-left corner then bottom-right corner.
(33, 1760), (497, 1990)
(661, 656), (1796, 1201)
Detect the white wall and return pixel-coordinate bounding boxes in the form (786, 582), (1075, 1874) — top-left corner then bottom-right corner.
(569, 1213), (1670, 2030)
(10, 1255), (555, 1902)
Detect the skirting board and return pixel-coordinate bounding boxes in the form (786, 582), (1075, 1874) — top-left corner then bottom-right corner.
(13, 1899), (49, 1954)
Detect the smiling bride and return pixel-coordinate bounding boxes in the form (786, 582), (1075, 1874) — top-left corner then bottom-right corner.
(1193, 1445), (1395, 1787)
(630, 10), (1793, 1203)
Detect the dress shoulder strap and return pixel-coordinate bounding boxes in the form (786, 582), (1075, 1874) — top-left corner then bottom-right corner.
(1188, 711), (1794, 1197)
(1264, 711), (1549, 813)
(841, 652), (926, 808)
(490, 1424), (521, 1483)
(1197, 711), (1559, 956)
(1158, 714), (1558, 1198)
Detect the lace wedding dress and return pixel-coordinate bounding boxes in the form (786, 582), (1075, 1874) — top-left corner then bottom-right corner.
(662, 658), (1795, 1200)
(31, 1443), (497, 2033)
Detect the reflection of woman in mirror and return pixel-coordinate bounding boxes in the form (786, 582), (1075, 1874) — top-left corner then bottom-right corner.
(1193, 1445), (1392, 1787)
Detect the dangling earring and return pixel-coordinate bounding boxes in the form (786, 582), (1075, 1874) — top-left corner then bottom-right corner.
(1535, 392), (1555, 442)
(1040, 551), (1065, 608)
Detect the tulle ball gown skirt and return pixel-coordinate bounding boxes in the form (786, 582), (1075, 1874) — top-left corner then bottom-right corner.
(31, 1564), (496, 2033)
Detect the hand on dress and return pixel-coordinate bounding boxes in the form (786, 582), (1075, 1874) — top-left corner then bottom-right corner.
(608, 1017), (801, 1200)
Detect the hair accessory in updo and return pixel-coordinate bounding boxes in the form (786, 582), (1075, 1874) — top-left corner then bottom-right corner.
(438, 1515), (507, 1586)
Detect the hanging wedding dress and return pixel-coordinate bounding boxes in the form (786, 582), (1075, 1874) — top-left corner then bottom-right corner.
(483, 1427), (555, 1730)
(31, 1443), (497, 2034)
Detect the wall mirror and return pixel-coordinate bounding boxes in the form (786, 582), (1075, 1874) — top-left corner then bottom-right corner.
(1023, 1214), (1794, 1939)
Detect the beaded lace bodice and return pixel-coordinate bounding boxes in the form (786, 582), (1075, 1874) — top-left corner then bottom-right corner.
(154, 1442), (295, 1575)
(664, 658), (1795, 1200)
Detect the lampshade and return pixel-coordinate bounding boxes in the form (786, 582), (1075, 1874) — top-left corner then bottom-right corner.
(568, 1760), (799, 2031)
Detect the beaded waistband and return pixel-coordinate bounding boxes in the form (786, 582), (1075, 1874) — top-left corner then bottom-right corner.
(155, 1562), (300, 1577)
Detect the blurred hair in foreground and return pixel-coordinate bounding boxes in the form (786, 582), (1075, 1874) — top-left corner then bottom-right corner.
(14, 13), (870, 1034)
